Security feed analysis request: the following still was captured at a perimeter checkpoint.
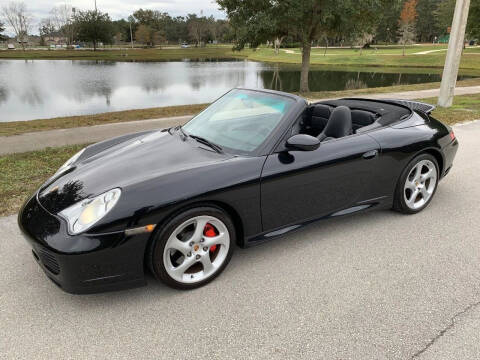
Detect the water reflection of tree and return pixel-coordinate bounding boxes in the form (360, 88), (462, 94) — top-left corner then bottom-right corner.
(269, 65), (283, 91)
(40, 180), (87, 212)
(69, 61), (116, 105)
(94, 82), (112, 106)
(345, 78), (367, 90)
(32, 180), (86, 238)
(345, 72), (367, 90)
(0, 86), (8, 105)
(20, 85), (43, 106)
(71, 60), (118, 67)
(260, 67), (446, 92)
(140, 76), (165, 93)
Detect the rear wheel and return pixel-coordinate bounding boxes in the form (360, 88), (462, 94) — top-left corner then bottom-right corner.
(393, 154), (439, 214)
(148, 207), (235, 289)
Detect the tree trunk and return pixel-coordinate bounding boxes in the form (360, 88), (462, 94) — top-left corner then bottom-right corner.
(300, 42), (311, 93)
(274, 37), (284, 55)
(403, 42), (405, 56)
(93, 40), (97, 51)
(324, 38), (328, 56)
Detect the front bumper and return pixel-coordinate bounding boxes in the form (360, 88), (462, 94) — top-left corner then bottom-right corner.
(18, 195), (149, 294)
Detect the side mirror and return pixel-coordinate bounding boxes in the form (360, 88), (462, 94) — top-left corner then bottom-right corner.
(286, 134), (320, 151)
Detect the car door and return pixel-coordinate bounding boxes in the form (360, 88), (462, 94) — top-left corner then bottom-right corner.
(260, 134), (380, 232)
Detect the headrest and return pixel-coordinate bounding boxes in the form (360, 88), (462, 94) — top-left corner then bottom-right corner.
(351, 110), (376, 126)
(323, 106), (352, 139)
(311, 104), (331, 119)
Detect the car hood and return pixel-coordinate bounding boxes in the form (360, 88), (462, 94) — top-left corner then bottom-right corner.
(38, 130), (230, 214)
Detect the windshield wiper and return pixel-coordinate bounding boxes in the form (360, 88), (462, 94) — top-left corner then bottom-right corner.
(177, 126), (188, 139)
(189, 135), (224, 153)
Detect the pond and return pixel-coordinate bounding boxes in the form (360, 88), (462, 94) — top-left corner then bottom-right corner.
(0, 59), (472, 122)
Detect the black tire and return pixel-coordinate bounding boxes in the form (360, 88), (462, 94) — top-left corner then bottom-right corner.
(148, 206), (235, 290)
(393, 153), (439, 214)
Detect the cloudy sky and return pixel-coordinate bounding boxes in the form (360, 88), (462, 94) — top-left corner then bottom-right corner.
(1, 0), (226, 35)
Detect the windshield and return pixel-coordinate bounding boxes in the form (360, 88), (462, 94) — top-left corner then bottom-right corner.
(182, 89), (295, 154)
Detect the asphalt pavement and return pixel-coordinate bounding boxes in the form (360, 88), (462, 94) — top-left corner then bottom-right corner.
(0, 120), (479, 359)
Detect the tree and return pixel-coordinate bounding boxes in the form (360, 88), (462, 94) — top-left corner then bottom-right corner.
(135, 24), (160, 46)
(435, 0), (455, 35)
(345, 3), (381, 54)
(0, 21), (7, 41)
(112, 19), (131, 43)
(166, 16), (189, 43)
(1, 1), (31, 50)
(74, 10), (114, 51)
(39, 18), (55, 47)
(187, 14), (209, 46)
(132, 9), (160, 27)
(50, 4), (75, 45)
(416, 0), (441, 42)
(131, 9), (167, 45)
(435, 0), (480, 40)
(398, 0), (418, 55)
(467, 0), (480, 39)
(375, 0), (404, 43)
(218, 0), (379, 92)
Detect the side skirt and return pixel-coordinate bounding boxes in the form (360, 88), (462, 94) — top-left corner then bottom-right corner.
(244, 196), (390, 247)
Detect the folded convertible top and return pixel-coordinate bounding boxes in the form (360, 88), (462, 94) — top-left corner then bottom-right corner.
(383, 99), (436, 114)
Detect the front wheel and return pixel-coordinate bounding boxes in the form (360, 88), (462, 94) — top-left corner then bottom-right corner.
(148, 207), (235, 289)
(393, 154), (439, 214)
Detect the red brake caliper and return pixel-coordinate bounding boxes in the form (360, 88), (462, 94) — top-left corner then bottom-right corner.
(203, 223), (218, 252)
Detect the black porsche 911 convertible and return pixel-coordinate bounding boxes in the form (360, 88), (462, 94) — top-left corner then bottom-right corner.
(19, 88), (458, 293)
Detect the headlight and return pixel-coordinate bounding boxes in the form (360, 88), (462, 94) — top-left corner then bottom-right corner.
(59, 188), (121, 235)
(56, 148), (85, 175)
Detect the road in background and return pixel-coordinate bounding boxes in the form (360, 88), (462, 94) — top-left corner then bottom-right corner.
(0, 120), (479, 359)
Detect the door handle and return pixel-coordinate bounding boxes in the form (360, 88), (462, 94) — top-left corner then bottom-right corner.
(362, 150), (378, 159)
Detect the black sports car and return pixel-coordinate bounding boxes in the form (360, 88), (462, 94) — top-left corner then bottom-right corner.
(19, 88), (458, 293)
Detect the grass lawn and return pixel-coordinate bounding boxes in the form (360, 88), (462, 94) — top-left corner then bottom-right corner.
(0, 47), (240, 61)
(0, 46), (290, 62)
(0, 144), (86, 216)
(246, 46), (480, 71)
(1, 93), (478, 216)
(419, 93), (480, 125)
(1, 45), (480, 71)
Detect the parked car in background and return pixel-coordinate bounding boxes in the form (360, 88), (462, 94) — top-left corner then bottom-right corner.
(181, 42), (189, 48)
(7, 44), (15, 50)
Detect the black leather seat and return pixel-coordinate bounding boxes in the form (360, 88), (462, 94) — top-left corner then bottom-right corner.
(311, 104), (331, 131)
(317, 106), (353, 142)
(351, 109), (376, 133)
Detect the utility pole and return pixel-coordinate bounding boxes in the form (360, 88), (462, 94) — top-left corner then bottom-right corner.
(71, 7), (76, 46)
(438, 0), (471, 107)
(130, 22), (134, 49)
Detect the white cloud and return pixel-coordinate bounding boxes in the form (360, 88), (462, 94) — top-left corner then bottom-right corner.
(0, 0), (226, 35)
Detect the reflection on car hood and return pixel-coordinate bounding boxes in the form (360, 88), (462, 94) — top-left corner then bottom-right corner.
(38, 130), (230, 213)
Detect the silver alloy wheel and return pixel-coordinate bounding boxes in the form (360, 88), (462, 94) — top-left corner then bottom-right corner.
(403, 159), (438, 210)
(163, 215), (230, 284)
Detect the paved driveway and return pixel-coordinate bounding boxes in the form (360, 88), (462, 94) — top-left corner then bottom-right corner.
(1, 120), (479, 359)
